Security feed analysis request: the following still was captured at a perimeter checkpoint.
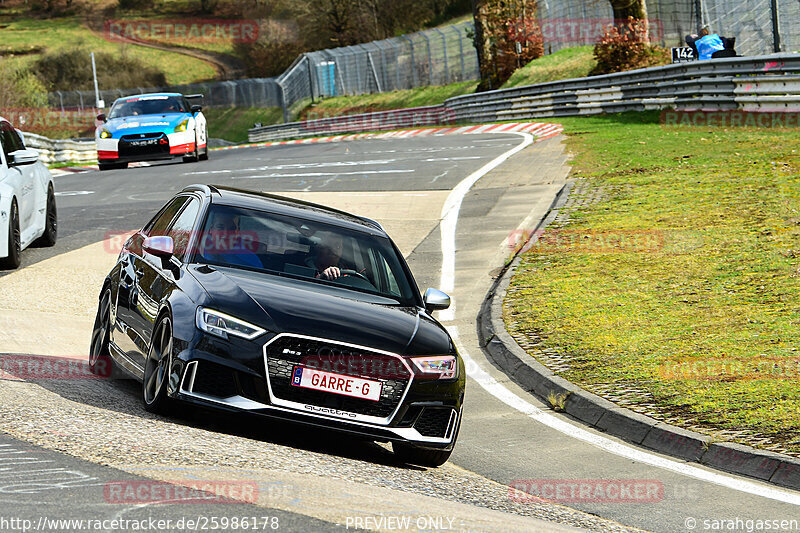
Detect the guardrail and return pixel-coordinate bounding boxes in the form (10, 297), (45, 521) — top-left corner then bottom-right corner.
(248, 53), (800, 142)
(21, 132), (96, 165)
(248, 106), (452, 143)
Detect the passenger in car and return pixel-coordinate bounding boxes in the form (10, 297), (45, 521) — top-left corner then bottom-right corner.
(202, 210), (262, 269)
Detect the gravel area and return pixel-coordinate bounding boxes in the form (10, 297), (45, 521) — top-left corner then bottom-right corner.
(0, 375), (644, 532)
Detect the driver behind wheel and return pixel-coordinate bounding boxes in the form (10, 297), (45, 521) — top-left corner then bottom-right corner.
(307, 231), (349, 280)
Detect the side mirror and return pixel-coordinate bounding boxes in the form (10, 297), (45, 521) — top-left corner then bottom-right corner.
(190, 105), (202, 114)
(142, 236), (174, 258)
(97, 113), (107, 122)
(8, 149), (39, 166)
(423, 288), (451, 312)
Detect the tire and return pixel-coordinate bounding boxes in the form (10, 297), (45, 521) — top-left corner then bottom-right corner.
(0, 199), (21, 270)
(199, 130), (209, 161)
(89, 288), (115, 378)
(392, 442), (454, 468)
(33, 185), (57, 247)
(143, 315), (177, 414)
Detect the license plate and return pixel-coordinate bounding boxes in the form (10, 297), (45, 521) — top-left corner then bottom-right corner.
(291, 366), (382, 402)
(129, 139), (158, 146)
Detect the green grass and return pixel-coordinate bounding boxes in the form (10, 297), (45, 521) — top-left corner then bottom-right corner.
(204, 107), (283, 143)
(502, 46), (596, 88)
(300, 81), (478, 120)
(1, 17), (216, 85)
(504, 111), (800, 452)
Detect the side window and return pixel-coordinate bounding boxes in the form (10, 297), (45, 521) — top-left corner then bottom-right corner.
(167, 199), (200, 261)
(145, 197), (190, 237)
(0, 122), (22, 161)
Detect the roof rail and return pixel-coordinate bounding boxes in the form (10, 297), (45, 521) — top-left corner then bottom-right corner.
(181, 184), (219, 195)
(358, 216), (384, 231)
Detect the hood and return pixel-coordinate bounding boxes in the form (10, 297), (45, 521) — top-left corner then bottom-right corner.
(189, 265), (453, 356)
(102, 113), (189, 135)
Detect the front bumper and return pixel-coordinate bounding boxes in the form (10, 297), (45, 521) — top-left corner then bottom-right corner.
(171, 332), (465, 449)
(96, 131), (198, 163)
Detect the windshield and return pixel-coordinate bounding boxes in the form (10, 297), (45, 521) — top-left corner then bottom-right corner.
(109, 95), (187, 119)
(192, 204), (420, 306)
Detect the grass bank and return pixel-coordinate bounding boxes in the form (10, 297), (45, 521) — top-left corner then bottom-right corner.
(204, 107), (283, 143)
(504, 112), (800, 454)
(1, 17), (216, 85)
(299, 81), (478, 120)
(502, 46), (596, 88)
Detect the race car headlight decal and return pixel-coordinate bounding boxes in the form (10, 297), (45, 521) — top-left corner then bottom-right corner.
(196, 307), (266, 341)
(410, 355), (458, 379)
(99, 128), (112, 139)
(174, 119), (189, 133)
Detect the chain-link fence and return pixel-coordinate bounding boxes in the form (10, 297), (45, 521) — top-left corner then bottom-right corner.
(537, 0), (798, 57)
(47, 3), (799, 123)
(276, 21), (478, 120)
(48, 77), (283, 112)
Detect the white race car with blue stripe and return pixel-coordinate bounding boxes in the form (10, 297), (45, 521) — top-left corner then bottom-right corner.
(95, 92), (208, 171)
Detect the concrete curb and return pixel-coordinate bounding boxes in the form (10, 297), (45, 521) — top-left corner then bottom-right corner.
(477, 180), (800, 492)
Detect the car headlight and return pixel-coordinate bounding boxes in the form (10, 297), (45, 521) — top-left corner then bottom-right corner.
(174, 119), (189, 133)
(196, 307), (266, 340)
(410, 355), (458, 379)
(99, 128), (112, 139)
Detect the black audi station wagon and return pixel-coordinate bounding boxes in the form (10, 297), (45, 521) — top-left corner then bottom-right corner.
(90, 184), (465, 466)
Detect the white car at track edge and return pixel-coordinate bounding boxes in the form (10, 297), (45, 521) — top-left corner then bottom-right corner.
(0, 117), (57, 269)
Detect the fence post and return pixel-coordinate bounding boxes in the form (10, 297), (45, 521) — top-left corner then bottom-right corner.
(421, 31), (434, 86)
(433, 27), (449, 84)
(401, 35), (417, 87)
(771, 0), (782, 52)
(278, 81), (289, 123)
(456, 26), (466, 81)
(306, 55), (315, 103)
(694, 0), (704, 33)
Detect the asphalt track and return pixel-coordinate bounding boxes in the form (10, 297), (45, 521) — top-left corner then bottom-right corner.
(1, 132), (799, 532)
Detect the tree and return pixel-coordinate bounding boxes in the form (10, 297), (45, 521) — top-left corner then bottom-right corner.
(609, 0), (649, 41)
(609, 0), (647, 20)
(472, 0), (542, 91)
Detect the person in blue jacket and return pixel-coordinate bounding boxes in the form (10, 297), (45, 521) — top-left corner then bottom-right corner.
(695, 28), (725, 60)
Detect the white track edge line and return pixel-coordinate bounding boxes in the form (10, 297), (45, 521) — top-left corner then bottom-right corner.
(439, 132), (800, 506)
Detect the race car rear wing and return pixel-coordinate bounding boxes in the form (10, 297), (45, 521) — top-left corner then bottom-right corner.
(185, 94), (204, 99)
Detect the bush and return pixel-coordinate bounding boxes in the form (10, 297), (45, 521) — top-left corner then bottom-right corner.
(590, 18), (669, 76)
(233, 19), (304, 78)
(0, 60), (49, 109)
(31, 48), (167, 91)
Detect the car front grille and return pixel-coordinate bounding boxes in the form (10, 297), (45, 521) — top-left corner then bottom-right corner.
(413, 407), (456, 438)
(118, 133), (170, 157)
(264, 335), (411, 420)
